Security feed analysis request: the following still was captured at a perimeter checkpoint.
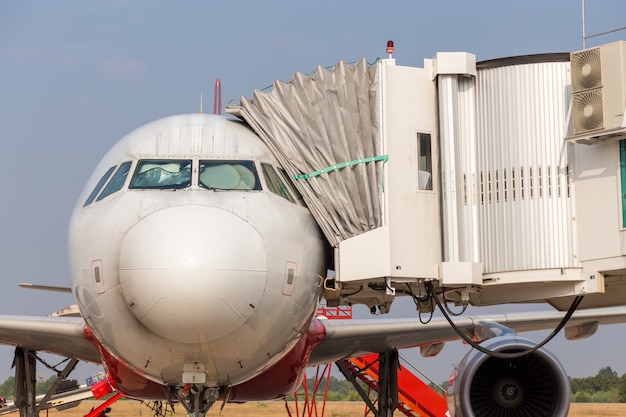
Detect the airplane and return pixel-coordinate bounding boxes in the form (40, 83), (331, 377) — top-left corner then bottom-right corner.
(2, 112), (626, 417)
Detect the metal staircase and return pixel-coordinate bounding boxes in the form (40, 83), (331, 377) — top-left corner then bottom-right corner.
(342, 354), (449, 417)
(291, 305), (449, 417)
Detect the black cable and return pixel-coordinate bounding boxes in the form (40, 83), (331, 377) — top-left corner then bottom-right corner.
(424, 281), (585, 360)
(442, 292), (469, 316)
(418, 308), (434, 325)
(342, 286), (363, 297)
(404, 284), (434, 324)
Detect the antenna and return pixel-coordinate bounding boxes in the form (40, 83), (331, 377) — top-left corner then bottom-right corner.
(199, 91), (203, 113)
(213, 79), (222, 115)
(581, 0), (626, 49)
(581, 0), (586, 49)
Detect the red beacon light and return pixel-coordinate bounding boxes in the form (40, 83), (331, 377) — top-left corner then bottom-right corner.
(386, 40), (395, 58)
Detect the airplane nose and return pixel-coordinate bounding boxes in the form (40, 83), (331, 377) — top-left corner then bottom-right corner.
(118, 205), (267, 344)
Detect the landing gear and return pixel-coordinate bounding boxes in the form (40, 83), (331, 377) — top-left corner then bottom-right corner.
(171, 385), (222, 417)
(13, 348), (37, 417)
(13, 347), (79, 417)
(336, 350), (399, 417)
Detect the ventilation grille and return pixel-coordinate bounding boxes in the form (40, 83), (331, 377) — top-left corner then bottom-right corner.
(573, 89), (604, 134)
(571, 47), (602, 91)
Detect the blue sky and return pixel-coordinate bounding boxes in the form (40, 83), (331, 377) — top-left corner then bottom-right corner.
(1, 0), (625, 386)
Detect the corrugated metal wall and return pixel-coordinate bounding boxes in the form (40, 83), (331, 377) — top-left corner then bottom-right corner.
(439, 59), (576, 273)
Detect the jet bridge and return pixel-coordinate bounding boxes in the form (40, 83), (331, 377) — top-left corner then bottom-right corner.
(227, 40), (626, 313)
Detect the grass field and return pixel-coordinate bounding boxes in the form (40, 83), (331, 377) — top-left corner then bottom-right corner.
(5, 400), (626, 417)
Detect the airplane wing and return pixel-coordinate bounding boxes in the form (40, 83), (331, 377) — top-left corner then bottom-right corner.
(0, 315), (101, 363)
(3, 307), (626, 370)
(308, 306), (626, 365)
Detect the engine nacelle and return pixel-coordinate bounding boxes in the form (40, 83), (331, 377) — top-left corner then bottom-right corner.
(447, 336), (570, 417)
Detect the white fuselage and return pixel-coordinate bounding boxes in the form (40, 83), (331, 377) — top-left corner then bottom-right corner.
(68, 114), (327, 389)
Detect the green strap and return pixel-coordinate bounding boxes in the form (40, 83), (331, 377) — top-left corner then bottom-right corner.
(294, 155), (388, 180)
(619, 139), (626, 229)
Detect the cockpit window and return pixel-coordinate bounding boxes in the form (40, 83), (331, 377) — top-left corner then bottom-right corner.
(278, 167), (305, 206)
(130, 160), (192, 189)
(84, 165), (116, 206)
(261, 163), (296, 204)
(97, 161), (132, 201)
(199, 160), (261, 190)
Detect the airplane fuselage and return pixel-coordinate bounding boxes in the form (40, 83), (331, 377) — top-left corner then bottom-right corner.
(68, 114), (327, 396)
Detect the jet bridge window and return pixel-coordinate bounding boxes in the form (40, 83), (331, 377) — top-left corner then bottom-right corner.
(129, 160), (192, 189)
(84, 165), (117, 206)
(199, 160), (261, 190)
(621, 140), (626, 228)
(97, 161), (132, 201)
(261, 163), (297, 204)
(417, 133), (433, 190)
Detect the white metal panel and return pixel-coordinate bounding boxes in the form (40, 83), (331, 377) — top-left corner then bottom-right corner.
(438, 74), (480, 263)
(382, 62), (441, 279)
(574, 140), (622, 262)
(439, 59), (577, 274)
(475, 61), (575, 273)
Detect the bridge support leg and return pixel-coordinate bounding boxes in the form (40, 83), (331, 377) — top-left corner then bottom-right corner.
(14, 348), (38, 417)
(336, 350), (399, 417)
(377, 351), (399, 417)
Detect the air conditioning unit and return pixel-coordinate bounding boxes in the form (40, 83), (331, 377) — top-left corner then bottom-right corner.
(571, 41), (626, 136)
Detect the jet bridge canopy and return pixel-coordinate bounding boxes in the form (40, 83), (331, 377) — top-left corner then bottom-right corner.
(227, 58), (384, 248)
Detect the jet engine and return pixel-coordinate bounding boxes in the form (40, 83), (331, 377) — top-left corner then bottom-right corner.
(447, 336), (570, 417)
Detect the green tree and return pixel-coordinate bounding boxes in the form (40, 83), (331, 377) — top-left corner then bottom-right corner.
(36, 376), (58, 396)
(347, 391), (362, 401)
(607, 387), (620, 403)
(572, 390), (591, 403)
(594, 366), (619, 392)
(570, 375), (594, 393)
(618, 373), (626, 403)
(0, 376), (15, 400)
(569, 366), (625, 403)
